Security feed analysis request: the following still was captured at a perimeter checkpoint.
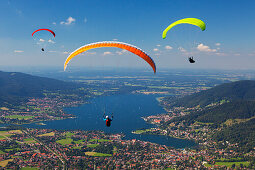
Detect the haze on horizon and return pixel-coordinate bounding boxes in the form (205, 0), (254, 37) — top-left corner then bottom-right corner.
(0, 0), (255, 71)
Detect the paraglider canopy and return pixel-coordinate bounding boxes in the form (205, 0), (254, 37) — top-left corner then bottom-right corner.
(32, 29), (55, 37)
(162, 18), (206, 39)
(64, 41), (156, 73)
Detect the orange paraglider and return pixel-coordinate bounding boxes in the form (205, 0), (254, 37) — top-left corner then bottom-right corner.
(64, 41), (156, 73)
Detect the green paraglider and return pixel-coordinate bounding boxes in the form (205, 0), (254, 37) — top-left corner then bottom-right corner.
(162, 18), (206, 39)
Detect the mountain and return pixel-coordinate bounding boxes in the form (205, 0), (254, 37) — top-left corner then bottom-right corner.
(176, 100), (255, 125)
(163, 80), (255, 151)
(0, 70), (81, 106)
(213, 118), (255, 152)
(166, 80), (255, 108)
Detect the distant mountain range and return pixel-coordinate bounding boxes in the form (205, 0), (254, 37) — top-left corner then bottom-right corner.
(167, 80), (255, 108)
(0, 70), (80, 106)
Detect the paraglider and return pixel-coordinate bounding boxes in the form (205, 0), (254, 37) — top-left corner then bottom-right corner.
(103, 113), (113, 127)
(32, 29), (56, 37)
(64, 41), (156, 73)
(188, 56), (195, 63)
(162, 18), (206, 39)
(32, 29), (55, 51)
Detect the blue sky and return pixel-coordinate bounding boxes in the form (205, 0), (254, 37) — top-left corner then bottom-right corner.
(0, 0), (255, 71)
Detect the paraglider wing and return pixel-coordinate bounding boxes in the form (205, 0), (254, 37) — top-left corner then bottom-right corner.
(162, 18), (206, 39)
(64, 41), (156, 73)
(32, 29), (56, 37)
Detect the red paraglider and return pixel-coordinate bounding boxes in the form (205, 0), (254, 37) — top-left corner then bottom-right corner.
(32, 29), (55, 37)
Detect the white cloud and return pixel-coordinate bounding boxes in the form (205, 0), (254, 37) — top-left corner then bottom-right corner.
(103, 51), (112, 55)
(165, 45), (173, 50)
(153, 48), (159, 52)
(215, 43), (221, 46)
(39, 39), (45, 42)
(116, 49), (128, 55)
(178, 47), (187, 53)
(63, 51), (69, 54)
(112, 39), (118, 41)
(248, 53), (255, 56)
(60, 16), (76, 25)
(81, 51), (96, 55)
(14, 50), (24, 53)
(87, 52), (96, 55)
(84, 18), (87, 23)
(52, 22), (56, 25)
(156, 44), (161, 47)
(116, 51), (123, 55)
(48, 40), (55, 44)
(215, 52), (227, 56)
(197, 43), (217, 52)
(16, 9), (22, 16)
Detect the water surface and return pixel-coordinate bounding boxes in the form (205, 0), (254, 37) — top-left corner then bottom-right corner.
(24, 94), (196, 148)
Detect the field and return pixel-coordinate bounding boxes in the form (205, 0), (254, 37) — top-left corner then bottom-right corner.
(87, 144), (99, 148)
(21, 167), (39, 170)
(73, 139), (84, 144)
(5, 115), (34, 120)
(132, 129), (152, 134)
(205, 161), (250, 168)
(0, 131), (13, 139)
(65, 132), (75, 137)
(85, 152), (112, 157)
(89, 139), (112, 142)
(0, 159), (13, 167)
(38, 132), (55, 137)
(215, 161), (250, 167)
(0, 107), (9, 110)
(24, 138), (36, 143)
(8, 130), (23, 134)
(56, 138), (73, 145)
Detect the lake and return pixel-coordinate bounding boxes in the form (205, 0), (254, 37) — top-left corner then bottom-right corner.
(24, 94), (196, 148)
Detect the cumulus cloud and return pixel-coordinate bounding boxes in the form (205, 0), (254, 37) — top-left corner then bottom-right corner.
(87, 52), (96, 55)
(165, 45), (173, 50)
(197, 43), (217, 52)
(156, 44), (161, 47)
(14, 50), (24, 53)
(60, 16), (76, 25)
(215, 43), (221, 46)
(178, 47), (187, 53)
(63, 51), (69, 54)
(48, 40), (55, 44)
(153, 48), (159, 52)
(103, 51), (112, 55)
(215, 52), (227, 56)
(116, 51), (123, 55)
(80, 51), (96, 55)
(84, 18), (87, 23)
(116, 49), (128, 55)
(52, 22), (56, 25)
(39, 39), (45, 42)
